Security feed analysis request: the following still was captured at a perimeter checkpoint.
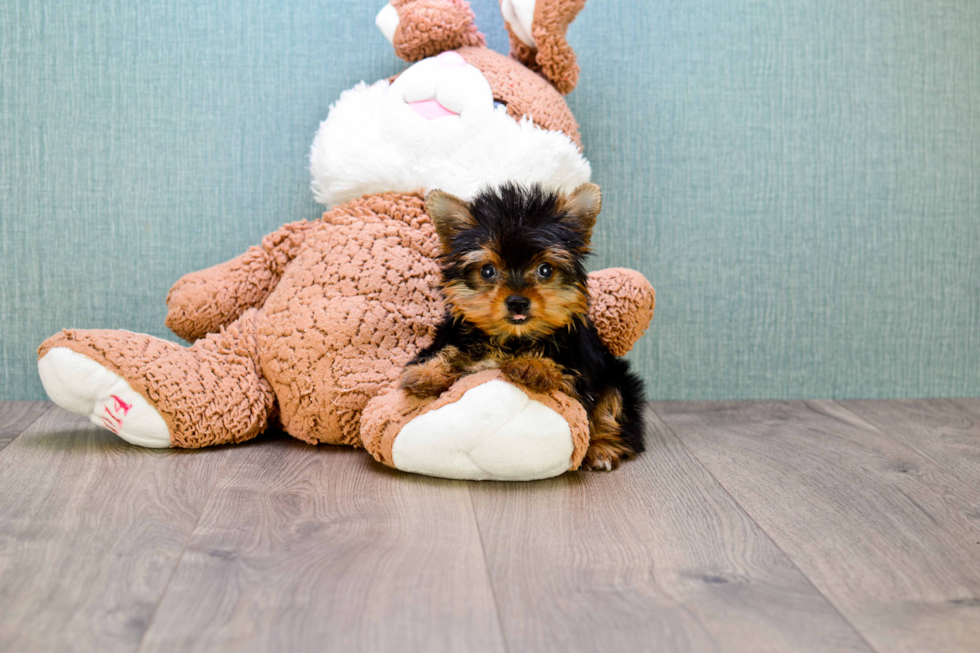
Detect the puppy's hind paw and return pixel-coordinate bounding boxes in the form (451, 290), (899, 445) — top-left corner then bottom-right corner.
(580, 455), (617, 472)
(581, 443), (632, 472)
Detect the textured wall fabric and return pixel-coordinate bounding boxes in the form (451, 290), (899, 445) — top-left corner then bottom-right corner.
(2, 0), (978, 401)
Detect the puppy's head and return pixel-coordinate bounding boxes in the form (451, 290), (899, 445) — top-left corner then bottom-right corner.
(426, 182), (601, 340)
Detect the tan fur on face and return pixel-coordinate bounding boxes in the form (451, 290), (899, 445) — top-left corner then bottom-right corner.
(442, 261), (588, 341)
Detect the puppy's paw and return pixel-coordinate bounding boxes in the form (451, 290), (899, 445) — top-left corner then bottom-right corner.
(581, 442), (632, 472)
(400, 363), (455, 399)
(501, 356), (573, 394)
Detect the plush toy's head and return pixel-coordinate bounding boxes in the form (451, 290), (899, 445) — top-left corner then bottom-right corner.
(310, 0), (592, 208)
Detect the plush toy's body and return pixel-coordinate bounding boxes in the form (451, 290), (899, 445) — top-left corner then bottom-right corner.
(37, 0), (655, 481)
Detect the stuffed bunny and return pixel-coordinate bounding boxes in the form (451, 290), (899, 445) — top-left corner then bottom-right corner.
(37, 0), (655, 481)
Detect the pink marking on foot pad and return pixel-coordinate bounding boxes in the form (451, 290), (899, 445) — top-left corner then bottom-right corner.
(102, 407), (122, 434)
(111, 394), (132, 415)
(100, 395), (133, 434)
(407, 99), (459, 120)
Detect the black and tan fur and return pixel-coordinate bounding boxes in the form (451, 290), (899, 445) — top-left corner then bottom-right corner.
(401, 182), (645, 471)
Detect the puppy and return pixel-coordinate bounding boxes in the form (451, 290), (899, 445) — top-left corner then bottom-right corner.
(401, 182), (645, 470)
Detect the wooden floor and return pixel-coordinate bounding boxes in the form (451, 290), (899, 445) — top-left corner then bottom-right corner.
(1, 400), (979, 652)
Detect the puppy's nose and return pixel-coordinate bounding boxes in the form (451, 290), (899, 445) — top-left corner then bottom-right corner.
(505, 295), (531, 314)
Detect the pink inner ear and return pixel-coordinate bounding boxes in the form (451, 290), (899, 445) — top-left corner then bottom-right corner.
(407, 99), (459, 120)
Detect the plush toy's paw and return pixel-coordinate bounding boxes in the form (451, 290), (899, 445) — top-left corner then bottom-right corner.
(37, 347), (171, 448)
(362, 370), (591, 481)
(392, 379), (573, 480)
(500, 356), (575, 395)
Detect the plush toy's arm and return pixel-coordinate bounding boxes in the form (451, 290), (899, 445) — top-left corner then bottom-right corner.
(165, 220), (315, 342)
(587, 268), (655, 357)
(376, 0), (485, 62)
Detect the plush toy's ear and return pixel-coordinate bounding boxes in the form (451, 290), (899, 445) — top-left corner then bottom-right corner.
(500, 0), (587, 95)
(376, 0), (486, 63)
(559, 182), (601, 246)
(426, 190), (477, 250)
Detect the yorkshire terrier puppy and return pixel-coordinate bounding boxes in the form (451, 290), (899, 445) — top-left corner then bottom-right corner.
(400, 182), (645, 471)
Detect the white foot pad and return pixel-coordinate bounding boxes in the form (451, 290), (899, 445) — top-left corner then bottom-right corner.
(38, 348), (171, 448)
(391, 380), (573, 481)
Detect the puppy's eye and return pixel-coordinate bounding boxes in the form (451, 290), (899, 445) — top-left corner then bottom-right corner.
(481, 264), (497, 280)
(537, 263), (554, 279)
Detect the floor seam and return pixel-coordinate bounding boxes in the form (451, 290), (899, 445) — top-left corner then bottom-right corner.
(648, 401), (884, 653)
(466, 486), (512, 653)
(0, 402), (55, 455)
(132, 449), (239, 653)
(833, 398), (980, 487)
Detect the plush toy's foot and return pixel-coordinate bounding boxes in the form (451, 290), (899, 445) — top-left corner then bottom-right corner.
(37, 311), (275, 449)
(38, 347), (171, 448)
(361, 370), (590, 481)
(394, 380), (572, 480)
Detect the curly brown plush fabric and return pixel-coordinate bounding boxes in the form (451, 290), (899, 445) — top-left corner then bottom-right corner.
(587, 268), (656, 357)
(165, 220), (315, 342)
(256, 193), (444, 447)
(390, 0), (486, 62)
(361, 369), (591, 470)
(531, 0), (586, 95)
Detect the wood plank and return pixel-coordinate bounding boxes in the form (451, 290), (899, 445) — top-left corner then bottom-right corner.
(655, 400), (980, 653)
(844, 398), (980, 489)
(137, 438), (506, 653)
(0, 401), (52, 452)
(468, 406), (873, 653)
(0, 407), (232, 653)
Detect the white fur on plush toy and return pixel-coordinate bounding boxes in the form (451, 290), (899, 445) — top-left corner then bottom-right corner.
(309, 55), (590, 207)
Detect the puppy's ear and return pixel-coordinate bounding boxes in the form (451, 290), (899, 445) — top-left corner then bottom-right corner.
(426, 190), (476, 250)
(560, 182), (601, 245)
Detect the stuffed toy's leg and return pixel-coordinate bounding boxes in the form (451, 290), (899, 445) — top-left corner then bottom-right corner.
(37, 309), (275, 448)
(361, 370), (590, 481)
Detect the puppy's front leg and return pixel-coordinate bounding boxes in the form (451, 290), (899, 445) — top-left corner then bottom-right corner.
(500, 355), (576, 395)
(400, 346), (463, 398)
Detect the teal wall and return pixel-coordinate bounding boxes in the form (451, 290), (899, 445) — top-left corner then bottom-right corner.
(2, 0), (978, 401)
